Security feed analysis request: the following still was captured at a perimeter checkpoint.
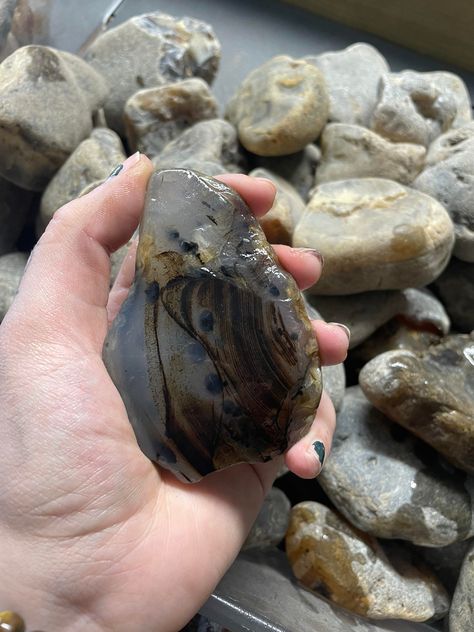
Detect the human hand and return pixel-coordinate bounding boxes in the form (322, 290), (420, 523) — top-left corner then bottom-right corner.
(0, 154), (348, 632)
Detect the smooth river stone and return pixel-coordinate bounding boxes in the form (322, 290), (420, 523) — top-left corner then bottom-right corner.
(413, 123), (474, 262)
(104, 169), (322, 482)
(294, 178), (454, 295)
(305, 43), (389, 126)
(359, 333), (474, 474)
(39, 128), (126, 232)
(249, 168), (305, 245)
(125, 78), (219, 158)
(243, 487), (291, 550)
(286, 501), (449, 621)
(432, 258), (474, 333)
(0, 176), (33, 255)
(0, 45), (108, 191)
(417, 538), (472, 594)
(450, 541), (474, 631)
(153, 119), (243, 177)
(319, 387), (474, 547)
(0, 252), (27, 322)
(371, 71), (471, 146)
(84, 12), (220, 135)
(316, 124), (425, 185)
(226, 55), (329, 157)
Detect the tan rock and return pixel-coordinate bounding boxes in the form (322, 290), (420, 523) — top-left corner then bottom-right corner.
(359, 333), (474, 474)
(0, 45), (108, 190)
(249, 168), (305, 245)
(286, 501), (449, 621)
(226, 55), (328, 156)
(39, 128), (126, 232)
(124, 78), (219, 158)
(316, 123), (425, 185)
(294, 178), (454, 294)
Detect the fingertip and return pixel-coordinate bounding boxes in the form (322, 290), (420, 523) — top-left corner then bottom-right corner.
(215, 173), (276, 217)
(312, 320), (349, 365)
(273, 245), (323, 290)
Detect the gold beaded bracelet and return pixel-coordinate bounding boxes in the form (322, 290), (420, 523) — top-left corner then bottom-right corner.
(0, 611), (45, 632)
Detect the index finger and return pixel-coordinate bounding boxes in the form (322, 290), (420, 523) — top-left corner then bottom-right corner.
(216, 173), (276, 217)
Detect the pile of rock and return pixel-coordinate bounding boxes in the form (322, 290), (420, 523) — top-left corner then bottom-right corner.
(0, 7), (472, 630)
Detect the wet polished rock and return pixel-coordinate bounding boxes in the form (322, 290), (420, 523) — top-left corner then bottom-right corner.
(319, 387), (474, 547)
(0, 45), (108, 190)
(306, 43), (389, 126)
(39, 128), (126, 232)
(294, 178), (454, 295)
(450, 541), (474, 631)
(104, 169), (322, 482)
(249, 168), (305, 245)
(226, 55), (329, 156)
(243, 487), (291, 550)
(125, 78), (219, 158)
(84, 12), (220, 135)
(431, 257), (474, 333)
(153, 119), (243, 177)
(0, 252), (27, 322)
(286, 501), (449, 621)
(359, 333), (474, 474)
(413, 122), (474, 262)
(316, 123), (425, 185)
(371, 71), (472, 146)
(0, 611), (25, 632)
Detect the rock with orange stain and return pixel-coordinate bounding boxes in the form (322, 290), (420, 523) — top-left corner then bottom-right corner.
(285, 501), (449, 621)
(294, 178), (455, 294)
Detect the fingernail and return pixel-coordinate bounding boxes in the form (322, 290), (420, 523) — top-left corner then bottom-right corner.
(295, 247), (324, 267)
(107, 152), (141, 180)
(328, 322), (351, 343)
(255, 177), (277, 195)
(311, 440), (326, 475)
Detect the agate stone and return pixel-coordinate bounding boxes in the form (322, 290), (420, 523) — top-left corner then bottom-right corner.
(104, 169), (321, 482)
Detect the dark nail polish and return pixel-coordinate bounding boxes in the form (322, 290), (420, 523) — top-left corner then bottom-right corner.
(108, 163), (123, 179)
(313, 440), (325, 468)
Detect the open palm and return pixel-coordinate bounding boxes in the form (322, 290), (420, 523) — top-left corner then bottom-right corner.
(0, 155), (347, 632)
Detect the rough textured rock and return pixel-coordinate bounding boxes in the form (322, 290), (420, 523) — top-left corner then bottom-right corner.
(226, 55), (328, 156)
(294, 178), (454, 295)
(39, 128), (126, 231)
(124, 78), (219, 158)
(286, 501), (449, 621)
(431, 257), (474, 333)
(0, 45), (108, 190)
(316, 123), (425, 185)
(0, 251), (27, 322)
(450, 541), (474, 631)
(413, 123), (474, 262)
(0, 176), (33, 255)
(250, 144), (320, 202)
(306, 43), (389, 126)
(360, 333), (474, 474)
(319, 387), (473, 547)
(153, 119), (243, 176)
(84, 12), (220, 135)
(249, 168), (305, 245)
(371, 71), (471, 146)
(104, 169), (322, 482)
(243, 487), (291, 550)
(416, 538), (472, 594)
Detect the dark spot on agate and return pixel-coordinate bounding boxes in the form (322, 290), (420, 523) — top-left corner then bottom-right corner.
(145, 281), (160, 303)
(136, 74), (145, 87)
(188, 341), (206, 363)
(205, 373), (223, 395)
(290, 332), (299, 341)
(220, 265), (232, 277)
(180, 240), (199, 254)
(27, 48), (65, 82)
(206, 214), (217, 225)
(269, 285), (280, 297)
(199, 310), (214, 332)
(223, 400), (244, 417)
(168, 229), (180, 240)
